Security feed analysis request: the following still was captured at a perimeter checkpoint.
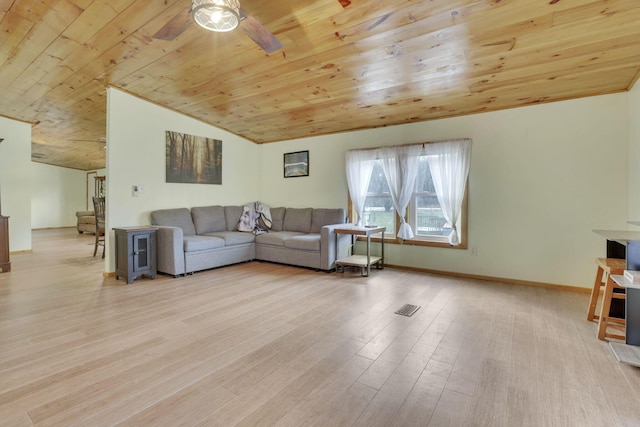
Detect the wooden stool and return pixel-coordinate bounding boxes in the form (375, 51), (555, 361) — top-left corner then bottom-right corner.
(587, 258), (625, 321)
(587, 258), (626, 340)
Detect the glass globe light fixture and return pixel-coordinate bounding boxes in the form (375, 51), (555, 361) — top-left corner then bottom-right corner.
(192, 0), (240, 32)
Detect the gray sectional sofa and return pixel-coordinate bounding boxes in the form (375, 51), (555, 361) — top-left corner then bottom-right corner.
(149, 205), (350, 276)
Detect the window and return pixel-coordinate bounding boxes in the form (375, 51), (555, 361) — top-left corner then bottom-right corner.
(409, 156), (453, 243)
(348, 140), (470, 248)
(363, 161), (395, 235)
(360, 157), (464, 245)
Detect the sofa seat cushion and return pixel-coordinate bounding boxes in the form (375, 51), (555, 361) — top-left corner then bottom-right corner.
(77, 215), (96, 225)
(255, 231), (304, 247)
(204, 231), (255, 246)
(283, 234), (321, 251)
(183, 235), (225, 252)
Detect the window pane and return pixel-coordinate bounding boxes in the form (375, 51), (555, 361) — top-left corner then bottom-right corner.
(415, 194), (451, 237)
(367, 160), (388, 193)
(363, 161), (395, 235)
(413, 157), (451, 238)
(416, 157), (436, 193)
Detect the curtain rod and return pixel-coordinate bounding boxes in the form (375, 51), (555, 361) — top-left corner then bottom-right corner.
(346, 138), (471, 153)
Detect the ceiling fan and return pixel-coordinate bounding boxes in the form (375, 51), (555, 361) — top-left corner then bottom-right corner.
(153, 0), (283, 54)
(154, 0), (352, 53)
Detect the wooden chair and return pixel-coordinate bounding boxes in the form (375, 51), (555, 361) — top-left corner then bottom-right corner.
(92, 196), (105, 258)
(587, 258), (626, 340)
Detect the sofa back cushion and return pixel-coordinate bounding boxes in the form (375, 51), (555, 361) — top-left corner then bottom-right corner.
(150, 208), (196, 236)
(311, 208), (346, 233)
(270, 207), (286, 232)
(283, 208), (312, 233)
(224, 206), (244, 231)
(191, 205), (226, 235)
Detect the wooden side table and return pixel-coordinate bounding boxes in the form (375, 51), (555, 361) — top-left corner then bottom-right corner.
(334, 225), (385, 277)
(113, 227), (157, 284)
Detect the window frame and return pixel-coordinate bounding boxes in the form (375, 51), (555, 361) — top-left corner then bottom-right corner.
(361, 160), (396, 237)
(348, 168), (468, 249)
(404, 185), (468, 248)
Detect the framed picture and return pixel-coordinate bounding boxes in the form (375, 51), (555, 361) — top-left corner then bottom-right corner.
(283, 150), (309, 178)
(165, 131), (222, 184)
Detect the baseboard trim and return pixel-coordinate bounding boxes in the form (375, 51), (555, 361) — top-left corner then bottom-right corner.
(10, 249), (32, 255)
(32, 226), (76, 230)
(100, 263), (589, 293)
(386, 264), (590, 294)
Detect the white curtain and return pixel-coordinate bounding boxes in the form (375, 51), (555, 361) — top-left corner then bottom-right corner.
(425, 139), (472, 245)
(345, 149), (376, 225)
(380, 144), (423, 239)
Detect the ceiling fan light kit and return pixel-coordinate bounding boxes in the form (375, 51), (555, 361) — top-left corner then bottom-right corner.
(192, 0), (240, 32)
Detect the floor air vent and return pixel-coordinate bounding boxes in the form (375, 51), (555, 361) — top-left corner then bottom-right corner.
(395, 304), (420, 317)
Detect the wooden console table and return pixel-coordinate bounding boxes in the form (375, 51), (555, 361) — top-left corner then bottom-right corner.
(334, 225), (385, 277)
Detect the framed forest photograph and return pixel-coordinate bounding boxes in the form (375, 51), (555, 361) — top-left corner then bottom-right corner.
(165, 131), (222, 184)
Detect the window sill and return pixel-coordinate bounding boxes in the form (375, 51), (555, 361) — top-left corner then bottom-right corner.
(359, 236), (467, 249)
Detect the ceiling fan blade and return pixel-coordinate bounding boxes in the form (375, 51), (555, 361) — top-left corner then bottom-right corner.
(153, 8), (193, 41)
(239, 7), (283, 54)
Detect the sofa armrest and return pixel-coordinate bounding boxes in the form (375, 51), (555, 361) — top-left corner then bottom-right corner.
(320, 224), (352, 270)
(155, 226), (186, 276)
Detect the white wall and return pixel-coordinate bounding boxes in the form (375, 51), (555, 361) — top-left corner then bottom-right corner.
(258, 138), (353, 208)
(31, 163), (86, 229)
(259, 93), (630, 288)
(105, 88), (260, 271)
(628, 81), (640, 220)
(104, 88), (629, 287)
(0, 116), (32, 251)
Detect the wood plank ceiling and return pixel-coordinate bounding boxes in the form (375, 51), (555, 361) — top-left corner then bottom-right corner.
(1, 0), (639, 170)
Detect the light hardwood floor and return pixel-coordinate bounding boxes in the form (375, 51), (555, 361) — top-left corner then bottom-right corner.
(1, 228), (639, 426)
